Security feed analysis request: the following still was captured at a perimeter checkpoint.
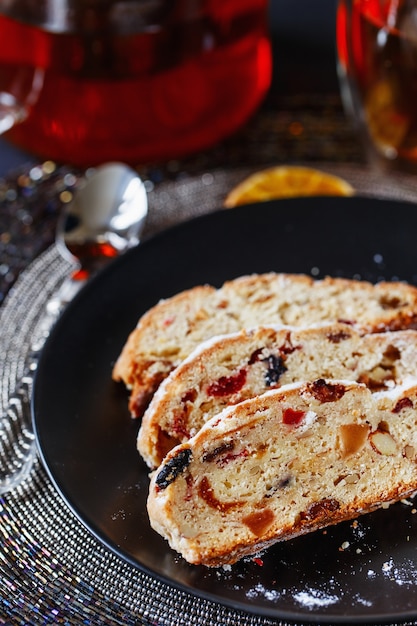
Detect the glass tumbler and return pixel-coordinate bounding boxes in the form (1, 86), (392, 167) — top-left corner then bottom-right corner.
(337, 0), (417, 171)
(0, 0), (272, 167)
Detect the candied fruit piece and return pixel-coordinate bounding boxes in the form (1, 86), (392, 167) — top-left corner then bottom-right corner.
(283, 408), (306, 425)
(339, 423), (370, 458)
(206, 368), (247, 396)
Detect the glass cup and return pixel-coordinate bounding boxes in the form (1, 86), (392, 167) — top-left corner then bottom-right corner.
(0, 56), (44, 134)
(337, 0), (417, 172)
(0, 0), (272, 168)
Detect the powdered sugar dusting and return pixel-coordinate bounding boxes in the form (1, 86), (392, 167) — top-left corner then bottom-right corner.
(245, 579), (345, 611)
(212, 499), (417, 616)
(381, 557), (417, 586)
(353, 593), (373, 607)
(299, 409), (317, 432)
(246, 583), (283, 602)
(293, 587), (339, 608)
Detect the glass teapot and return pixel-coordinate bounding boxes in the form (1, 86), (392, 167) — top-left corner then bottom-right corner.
(0, 0), (272, 167)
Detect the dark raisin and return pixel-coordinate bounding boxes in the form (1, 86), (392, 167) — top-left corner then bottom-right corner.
(379, 295), (403, 310)
(357, 373), (389, 392)
(382, 344), (401, 363)
(278, 475), (292, 489)
(300, 498), (340, 521)
(202, 441), (235, 462)
(265, 474), (293, 497)
(393, 397), (413, 413)
(217, 448), (249, 467)
(155, 448), (192, 490)
(307, 378), (346, 402)
(279, 338), (298, 355)
(248, 348), (264, 364)
(181, 389), (197, 403)
(264, 354), (287, 386)
(327, 330), (351, 343)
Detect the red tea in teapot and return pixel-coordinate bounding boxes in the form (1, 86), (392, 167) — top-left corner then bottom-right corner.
(0, 1), (272, 167)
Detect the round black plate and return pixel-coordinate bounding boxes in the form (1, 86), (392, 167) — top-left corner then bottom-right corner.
(32, 197), (417, 623)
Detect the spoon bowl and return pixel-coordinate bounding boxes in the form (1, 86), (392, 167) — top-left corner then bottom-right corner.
(48, 162), (147, 308)
(57, 162), (148, 279)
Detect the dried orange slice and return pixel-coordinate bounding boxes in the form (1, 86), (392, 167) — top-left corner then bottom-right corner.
(224, 166), (355, 207)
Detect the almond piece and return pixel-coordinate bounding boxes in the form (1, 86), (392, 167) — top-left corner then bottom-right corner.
(404, 444), (416, 460)
(344, 473), (360, 484)
(369, 430), (397, 456)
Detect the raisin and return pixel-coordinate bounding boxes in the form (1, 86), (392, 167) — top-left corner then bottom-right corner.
(202, 441), (235, 462)
(181, 389), (197, 403)
(307, 379), (346, 402)
(248, 348), (264, 364)
(300, 498), (340, 522)
(357, 372), (391, 391)
(155, 448), (192, 490)
(337, 319), (354, 326)
(264, 354), (287, 386)
(279, 339), (298, 355)
(382, 344), (401, 363)
(327, 330), (351, 343)
(217, 448), (249, 467)
(278, 475), (292, 489)
(380, 295), (403, 310)
(393, 397), (413, 413)
(264, 474), (293, 497)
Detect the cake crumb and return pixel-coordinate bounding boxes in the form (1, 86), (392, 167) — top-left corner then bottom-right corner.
(401, 498), (413, 506)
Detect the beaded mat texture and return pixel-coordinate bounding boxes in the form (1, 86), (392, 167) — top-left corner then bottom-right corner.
(4, 95), (417, 625)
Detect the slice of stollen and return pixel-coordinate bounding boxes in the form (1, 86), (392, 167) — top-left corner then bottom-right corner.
(112, 273), (417, 417)
(138, 323), (417, 468)
(147, 378), (417, 567)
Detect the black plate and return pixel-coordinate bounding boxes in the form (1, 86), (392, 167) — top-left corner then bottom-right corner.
(32, 197), (417, 623)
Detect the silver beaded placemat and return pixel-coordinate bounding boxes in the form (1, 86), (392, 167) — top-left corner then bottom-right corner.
(3, 163), (417, 626)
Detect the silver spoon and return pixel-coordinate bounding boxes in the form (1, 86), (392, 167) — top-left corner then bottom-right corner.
(48, 162), (148, 313)
(0, 162), (148, 494)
